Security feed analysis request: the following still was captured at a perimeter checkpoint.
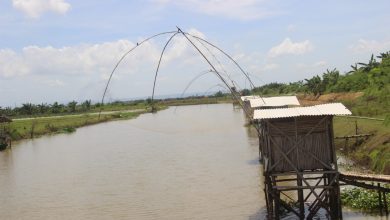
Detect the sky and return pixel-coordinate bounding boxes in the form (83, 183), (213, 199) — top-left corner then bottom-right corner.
(1, 0), (390, 106)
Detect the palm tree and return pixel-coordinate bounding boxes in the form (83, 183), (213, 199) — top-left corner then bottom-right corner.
(67, 101), (77, 113)
(376, 51), (390, 59)
(51, 102), (61, 114)
(358, 54), (379, 72)
(37, 103), (49, 114)
(81, 100), (91, 111)
(305, 75), (325, 96)
(348, 63), (359, 73)
(20, 103), (34, 115)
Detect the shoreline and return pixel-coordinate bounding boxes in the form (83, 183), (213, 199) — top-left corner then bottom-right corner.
(5, 108), (151, 143)
(3, 99), (231, 143)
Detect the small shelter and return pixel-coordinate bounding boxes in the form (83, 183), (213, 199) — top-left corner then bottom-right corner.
(254, 103), (351, 219)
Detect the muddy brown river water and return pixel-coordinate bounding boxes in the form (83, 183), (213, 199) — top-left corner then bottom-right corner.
(0, 104), (384, 219)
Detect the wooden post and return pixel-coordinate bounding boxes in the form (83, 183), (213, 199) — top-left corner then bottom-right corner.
(383, 191), (388, 216)
(355, 120), (358, 149)
(378, 183), (383, 215)
(274, 190), (280, 220)
(297, 175), (305, 219)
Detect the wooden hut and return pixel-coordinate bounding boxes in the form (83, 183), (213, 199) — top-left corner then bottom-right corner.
(254, 103), (351, 219)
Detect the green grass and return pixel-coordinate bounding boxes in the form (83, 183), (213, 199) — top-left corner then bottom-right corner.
(5, 111), (146, 141)
(334, 116), (390, 174)
(2, 97), (232, 142)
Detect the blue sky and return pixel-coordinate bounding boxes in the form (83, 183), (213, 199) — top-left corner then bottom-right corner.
(1, 0), (390, 106)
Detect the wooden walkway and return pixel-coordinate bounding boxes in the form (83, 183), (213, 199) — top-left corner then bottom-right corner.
(340, 171), (390, 184)
(339, 171), (390, 215)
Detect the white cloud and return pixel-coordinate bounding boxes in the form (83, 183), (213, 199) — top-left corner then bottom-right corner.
(295, 61), (327, 70)
(268, 38), (313, 58)
(349, 39), (390, 54)
(163, 29), (204, 63)
(313, 60), (327, 67)
(0, 49), (32, 78)
(0, 29), (209, 79)
(12, 0), (71, 18)
(154, 0), (276, 21)
(43, 79), (65, 87)
(263, 63), (278, 70)
(0, 40), (149, 78)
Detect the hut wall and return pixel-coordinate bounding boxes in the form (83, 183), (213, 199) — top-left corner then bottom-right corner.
(262, 116), (333, 173)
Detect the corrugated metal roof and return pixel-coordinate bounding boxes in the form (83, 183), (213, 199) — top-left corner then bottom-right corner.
(253, 103), (352, 119)
(249, 96), (300, 108)
(240, 95), (261, 101)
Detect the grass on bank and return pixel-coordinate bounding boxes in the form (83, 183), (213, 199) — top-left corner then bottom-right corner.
(6, 110), (146, 141)
(329, 93), (390, 174)
(333, 115), (390, 174)
(2, 96), (231, 142)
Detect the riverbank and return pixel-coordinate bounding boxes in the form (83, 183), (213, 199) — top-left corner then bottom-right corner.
(3, 96), (233, 143)
(6, 110), (148, 142)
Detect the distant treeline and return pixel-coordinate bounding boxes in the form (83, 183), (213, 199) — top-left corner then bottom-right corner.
(249, 51), (390, 100)
(0, 100), (96, 117)
(0, 93), (226, 117)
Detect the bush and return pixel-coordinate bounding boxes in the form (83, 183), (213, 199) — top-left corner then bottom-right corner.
(341, 187), (390, 212)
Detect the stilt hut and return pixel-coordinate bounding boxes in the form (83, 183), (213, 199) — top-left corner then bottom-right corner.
(0, 115), (12, 151)
(254, 103), (351, 219)
(240, 95), (261, 114)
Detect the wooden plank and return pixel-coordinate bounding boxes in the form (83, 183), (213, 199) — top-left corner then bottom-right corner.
(340, 172), (390, 183)
(340, 178), (390, 193)
(334, 134), (373, 139)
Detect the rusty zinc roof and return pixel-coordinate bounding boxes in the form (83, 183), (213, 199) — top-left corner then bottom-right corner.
(253, 103), (352, 120)
(249, 96), (300, 108)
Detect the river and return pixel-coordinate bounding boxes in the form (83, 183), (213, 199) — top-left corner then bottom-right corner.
(0, 104), (384, 219)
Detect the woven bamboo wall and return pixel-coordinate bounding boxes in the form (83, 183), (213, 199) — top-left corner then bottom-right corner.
(261, 116), (334, 172)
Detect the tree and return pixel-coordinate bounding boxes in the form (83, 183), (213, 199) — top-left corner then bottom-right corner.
(20, 103), (34, 115)
(348, 63), (359, 73)
(51, 102), (61, 114)
(67, 101), (77, 113)
(305, 75), (325, 96)
(81, 100), (91, 111)
(214, 91), (224, 97)
(241, 89), (250, 96)
(377, 51), (390, 59)
(37, 103), (49, 114)
(322, 68), (339, 91)
(358, 54), (379, 72)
